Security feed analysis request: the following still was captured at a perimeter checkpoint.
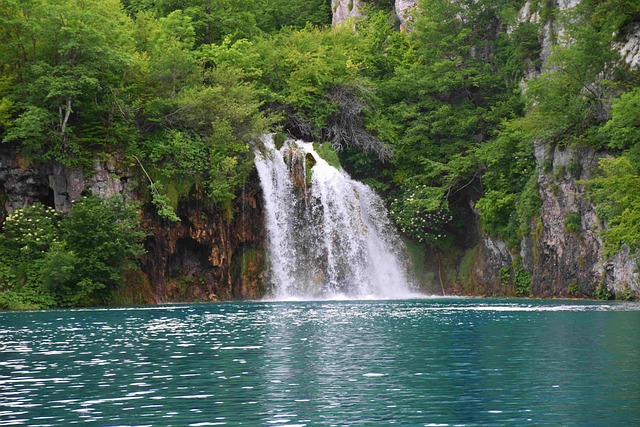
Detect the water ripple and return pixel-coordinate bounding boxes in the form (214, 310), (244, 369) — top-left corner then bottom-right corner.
(0, 299), (639, 426)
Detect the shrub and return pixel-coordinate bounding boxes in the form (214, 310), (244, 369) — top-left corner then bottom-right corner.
(564, 211), (582, 235)
(0, 196), (146, 309)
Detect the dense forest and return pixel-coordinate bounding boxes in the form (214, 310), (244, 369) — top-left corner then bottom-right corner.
(1, 0), (639, 309)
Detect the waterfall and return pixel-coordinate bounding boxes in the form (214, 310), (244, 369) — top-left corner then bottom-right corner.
(254, 134), (416, 300)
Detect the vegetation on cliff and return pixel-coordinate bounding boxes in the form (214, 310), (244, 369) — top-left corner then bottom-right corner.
(1, 0), (639, 307)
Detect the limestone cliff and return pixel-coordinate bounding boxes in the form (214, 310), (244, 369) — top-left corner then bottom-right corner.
(141, 172), (265, 302)
(465, 0), (640, 299)
(395, 0), (418, 29)
(332, 0), (362, 26)
(332, 0), (418, 28)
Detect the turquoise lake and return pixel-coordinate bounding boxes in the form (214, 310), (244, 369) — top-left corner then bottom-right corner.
(1, 298), (639, 426)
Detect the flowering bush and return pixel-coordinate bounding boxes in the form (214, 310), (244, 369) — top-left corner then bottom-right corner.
(390, 183), (454, 248)
(0, 196), (145, 309)
(0, 203), (61, 309)
(2, 203), (61, 259)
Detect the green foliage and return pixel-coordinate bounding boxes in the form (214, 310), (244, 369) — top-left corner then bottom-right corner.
(497, 258), (531, 295)
(252, 26), (366, 133)
(512, 261), (531, 296)
(568, 280), (579, 297)
(123, 0), (332, 45)
(475, 122), (539, 246)
(602, 88), (640, 151)
(615, 285), (637, 301)
(314, 142), (341, 169)
(137, 60), (270, 207)
(0, 197), (145, 309)
(517, 2), (623, 148)
(593, 285), (612, 300)
(0, 203), (60, 310)
(497, 20), (542, 81)
(588, 156), (640, 255)
(515, 172), (542, 236)
(0, 203), (61, 259)
(475, 190), (517, 238)
(1, 0), (639, 305)
(390, 183), (454, 247)
(499, 265), (511, 286)
(57, 196), (146, 306)
(378, 0), (527, 248)
(458, 245), (479, 289)
(0, 0), (137, 166)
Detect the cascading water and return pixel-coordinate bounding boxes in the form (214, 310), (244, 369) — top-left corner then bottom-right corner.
(255, 134), (416, 300)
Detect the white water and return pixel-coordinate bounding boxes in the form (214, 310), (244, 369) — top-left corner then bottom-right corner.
(254, 134), (416, 300)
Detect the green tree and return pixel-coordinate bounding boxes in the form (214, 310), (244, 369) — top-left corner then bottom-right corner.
(588, 157), (640, 255)
(48, 196), (146, 307)
(381, 0), (524, 245)
(1, 0), (136, 165)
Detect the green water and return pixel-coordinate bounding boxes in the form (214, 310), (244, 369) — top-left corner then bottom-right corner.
(1, 298), (639, 426)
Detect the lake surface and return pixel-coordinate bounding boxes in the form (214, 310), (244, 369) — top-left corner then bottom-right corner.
(1, 298), (639, 426)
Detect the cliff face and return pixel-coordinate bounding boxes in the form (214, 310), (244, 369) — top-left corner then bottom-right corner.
(332, 0), (362, 26)
(468, 0), (640, 299)
(470, 144), (639, 299)
(141, 172), (265, 302)
(332, 0), (418, 28)
(0, 147), (265, 303)
(395, 0), (418, 29)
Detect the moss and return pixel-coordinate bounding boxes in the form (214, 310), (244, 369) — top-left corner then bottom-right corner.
(112, 268), (154, 306)
(238, 249), (258, 278)
(305, 153), (316, 186)
(458, 245), (479, 292)
(567, 159), (582, 178)
(516, 172), (542, 238)
(231, 247), (264, 298)
(274, 132), (288, 150)
(404, 240), (430, 290)
(314, 142), (341, 169)
(577, 254), (587, 267)
(437, 245), (464, 294)
(532, 216), (543, 267)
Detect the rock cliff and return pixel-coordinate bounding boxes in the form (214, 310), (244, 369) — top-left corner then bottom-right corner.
(332, 0), (418, 28)
(466, 0), (640, 299)
(141, 172), (265, 302)
(395, 0), (418, 29)
(332, 0), (362, 25)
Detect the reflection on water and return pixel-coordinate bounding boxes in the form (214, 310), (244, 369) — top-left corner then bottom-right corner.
(1, 299), (639, 426)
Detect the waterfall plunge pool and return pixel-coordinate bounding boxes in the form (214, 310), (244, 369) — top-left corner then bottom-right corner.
(1, 298), (639, 426)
